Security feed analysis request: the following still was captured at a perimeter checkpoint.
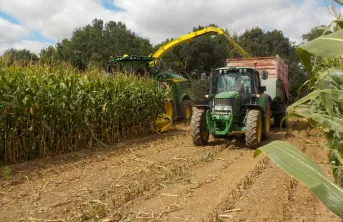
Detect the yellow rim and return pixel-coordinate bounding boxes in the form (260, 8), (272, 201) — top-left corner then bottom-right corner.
(265, 107), (270, 134)
(164, 101), (173, 119)
(257, 117), (262, 143)
(185, 105), (191, 119)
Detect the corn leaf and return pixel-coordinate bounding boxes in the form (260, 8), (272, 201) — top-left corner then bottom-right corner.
(297, 47), (312, 75)
(335, 0), (343, 6)
(254, 141), (343, 218)
(298, 29), (343, 57)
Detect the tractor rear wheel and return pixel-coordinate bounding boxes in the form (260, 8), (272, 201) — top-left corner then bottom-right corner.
(245, 110), (262, 149)
(191, 108), (209, 146)
(180, 99), (192, 121)
(263, 102), (271, 139)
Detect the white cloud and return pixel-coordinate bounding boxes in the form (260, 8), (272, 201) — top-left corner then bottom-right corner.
(0, 0), (337, 54)
(0, 18), (28, 44)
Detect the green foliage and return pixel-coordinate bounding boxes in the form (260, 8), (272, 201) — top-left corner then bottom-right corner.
(49, 19), (152, 70)
(302, 25), (327, 42)
(256, 8), (343, 217)
(0, 59), (169, 164)
(3, 48), (39, 66)
(1, 166), (11, 179)
(189, 79), (209, 105)
(254, 141), (343, 218)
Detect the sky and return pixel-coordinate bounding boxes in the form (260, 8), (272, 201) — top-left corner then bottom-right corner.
(0, 0), (339, 55)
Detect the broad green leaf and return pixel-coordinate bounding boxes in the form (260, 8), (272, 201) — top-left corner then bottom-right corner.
(329, 68), (343, 85)
(297, 47), (312, 75)
(334, 19), (343, 29)
(254, 141), (343, 218)
(335, 0), (343, 6)
(299, 29), (343, 57)
(288, 89), (343, 110)
(319, 78), (334, 118)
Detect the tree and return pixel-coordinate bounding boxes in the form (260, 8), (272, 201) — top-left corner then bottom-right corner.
(53, 19), (152, 70)
(40, 46), (57, 64)
(302, 25), (327, 42)
(3, 48), (39, 66)
(235, 27), (307, 103)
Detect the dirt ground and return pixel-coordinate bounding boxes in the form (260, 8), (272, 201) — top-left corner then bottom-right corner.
(0, 118), (341, 222)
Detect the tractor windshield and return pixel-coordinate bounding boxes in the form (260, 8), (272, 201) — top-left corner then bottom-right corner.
(216, 70), (251, 94)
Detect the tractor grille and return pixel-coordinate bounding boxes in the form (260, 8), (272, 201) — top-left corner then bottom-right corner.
(215, 98), (234, 106)
(214, 98), (236, 113)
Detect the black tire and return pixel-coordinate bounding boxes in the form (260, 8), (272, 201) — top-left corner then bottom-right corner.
(245, 110), (262, 149)
(274, 113), (288, 128)
(180, 99), (192, 121)
(262, 102), (271, 139)
(191, 108), (209, 146)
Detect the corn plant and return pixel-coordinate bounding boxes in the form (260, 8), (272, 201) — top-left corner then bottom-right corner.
(0, 59), (169, 164)
(254, 1), (343, 218)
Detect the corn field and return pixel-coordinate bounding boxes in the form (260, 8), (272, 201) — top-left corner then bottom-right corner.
(0, 59), (169, 164)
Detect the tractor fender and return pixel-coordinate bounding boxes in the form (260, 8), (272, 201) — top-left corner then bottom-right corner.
(245, 104), (265, 123)
(246, 95), (271, 125)
(194, 105), (210, 110)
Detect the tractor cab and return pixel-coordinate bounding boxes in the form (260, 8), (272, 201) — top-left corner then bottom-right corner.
(213, 67), (263, 122)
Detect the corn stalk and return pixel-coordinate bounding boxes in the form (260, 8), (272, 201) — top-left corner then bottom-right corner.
(0, 59), (169, 164)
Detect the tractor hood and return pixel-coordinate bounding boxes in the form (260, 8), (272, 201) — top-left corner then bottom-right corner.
(215, 91), (239, 99)
(155, 72), (187, 83)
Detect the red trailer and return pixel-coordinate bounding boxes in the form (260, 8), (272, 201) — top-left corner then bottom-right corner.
(225, 55), (289, 104)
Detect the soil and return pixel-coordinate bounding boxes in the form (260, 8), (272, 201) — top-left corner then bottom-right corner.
(0, 118), (341, 222)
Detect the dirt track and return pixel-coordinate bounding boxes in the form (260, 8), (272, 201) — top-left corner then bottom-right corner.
(0, 119), (341, 221)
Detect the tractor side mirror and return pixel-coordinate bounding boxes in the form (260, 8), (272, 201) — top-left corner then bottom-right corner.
(261, 70), (268, 80)
(259, 86), (266, 93)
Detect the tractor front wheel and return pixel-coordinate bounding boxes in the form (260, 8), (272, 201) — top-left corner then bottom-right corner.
(245, 110), (262, 149)
(191, 108), (209, 146)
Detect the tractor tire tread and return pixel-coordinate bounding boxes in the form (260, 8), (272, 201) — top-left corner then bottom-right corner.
(190, 108), (208, 146)
(245, 110), (261, 149)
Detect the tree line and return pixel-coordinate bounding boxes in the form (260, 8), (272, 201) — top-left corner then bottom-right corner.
(2, 19), (324, 102)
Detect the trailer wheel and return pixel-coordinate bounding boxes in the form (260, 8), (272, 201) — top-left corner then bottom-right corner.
(274, 113), (288, 128)
(245, 110), (262, 149)
(180, 99), (192, 121)
(191, 108), (209, 146)
(263, 102), (271, 139)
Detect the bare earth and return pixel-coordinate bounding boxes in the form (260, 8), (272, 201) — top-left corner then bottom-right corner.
(0, 118), (341, 222)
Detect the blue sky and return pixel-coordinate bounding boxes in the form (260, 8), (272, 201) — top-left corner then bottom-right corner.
(0, 0), (337, 55)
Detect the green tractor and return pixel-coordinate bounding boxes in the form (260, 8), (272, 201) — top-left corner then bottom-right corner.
(191, 56), (288, 148)
(107, 55), (192, 124)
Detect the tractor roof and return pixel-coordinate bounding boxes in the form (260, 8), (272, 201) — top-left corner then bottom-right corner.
(216, 66), (256, 71)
